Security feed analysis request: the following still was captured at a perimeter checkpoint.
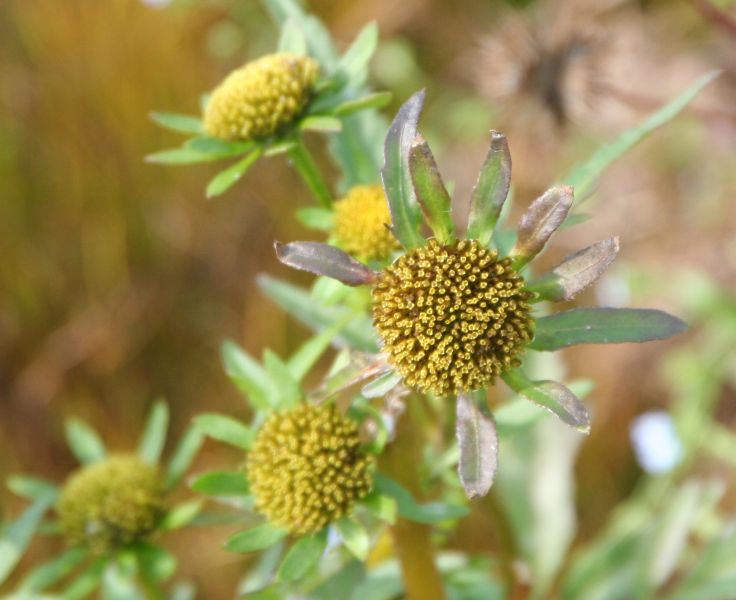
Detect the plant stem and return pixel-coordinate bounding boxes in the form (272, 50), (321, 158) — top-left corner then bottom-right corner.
(288, 137), (333, 208)
(379, 395), (446, 600)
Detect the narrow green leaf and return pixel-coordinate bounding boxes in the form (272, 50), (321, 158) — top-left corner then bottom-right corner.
(380, 90), (426, 248)
(336, 518), (370, 560)
(530, 308), (688, 351)
(194, 413), (254, 450)
(137, 400), (169, 465)
(286, 317), (351, 382)
(60, 557), (106, 600)
(6, 476), (58, 501)
(149, 111), (203, 135)
(19, 547), (87, 592)
(165, 425), (204, 490)
(466, 131), (511, 245)
(360, 371), (401, 398)
(563, 70), (720, 203)
(185, 136), (255, 157)
(362, 491), (397, 524)
(333, 91), (392, 116)
(220, 340), (275, 411)
(300, 115), (342, 132)
(409, 135), (454, 244)
(257, 275), (378, 352)
(456, 391), (498, 499)
(101, 561), (144, 600)
(191, 471), (250, 496)
(64, 418), (106, 464)
(278, 17), (308, 54)
(373, 473), (469, 524)
(287, 138), (333, 208)
(145, 147), (224, 165)
(262, 350), (301, 410)
(295, 207), (334, 231)
(135, 543), (177, 582)
(502, 370), (590, 433)
(225, 524), (288, 553)
(159, 499), (203, 530)
(0, 490), (57, 584)
(277, 529), (328, 581)
(264, 139), (297, 157)
(206, 148), (262, 198)
(336, 21), (379, 88)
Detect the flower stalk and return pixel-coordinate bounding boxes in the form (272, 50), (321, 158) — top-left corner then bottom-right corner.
(288, 138), (333, 208)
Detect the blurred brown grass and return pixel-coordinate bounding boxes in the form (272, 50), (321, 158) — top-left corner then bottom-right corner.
(1, 0), (735, 596)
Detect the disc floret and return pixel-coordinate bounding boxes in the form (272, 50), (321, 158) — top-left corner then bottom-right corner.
(57, 454), (166, 552)
(333, 184), (399, 262)
(372, 239), (534, 396)
(247, 404), (373, 535)
(204, 53), (319, 141)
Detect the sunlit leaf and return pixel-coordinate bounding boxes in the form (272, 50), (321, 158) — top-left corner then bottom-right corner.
(159, 499), (203, 530)
(278, 17), (308, 54)
(194, 413), (254, 450)
(19, 547), (87, 592)
(276, 529), (328, 582)
(380, 90), (425, 248)
(221, 340), (275, 411)
(274, 241), (377, 286)
(362, 491), (397, 524)
(258, 275), (378, 352)
(263, 350), (301, 409)
(333, 91), (392, 116)
(300, 115), (342, 132)
(336, 21), (379, 89)
(145, 147), (225, 165)
(205, 148), (263, 198)
(456, 392), (499, 499)
(185, 136), (255, 157)
(563, 70), (720, 203)
(530, 308), (688, 351)
(137, 400), (169, 465)
(149, 111), (203, 135)
(373, 473), (469, 524)
(336, 518), (370, 560)
(136, 543), (177, 582)
(295, 207), (334, 231)
(191, 471), (250, 496)
(64, 418), (106, 465)
(6, 476), (58, 501)
(409, 135), (454, 244)
(466, 131), (511, 245)
(165, 425), (204, 490)
(286, 317), (351, 382)
(60, 557), (106, 600)
(502, 370), (590, 433)
(225, 524), (288, 553)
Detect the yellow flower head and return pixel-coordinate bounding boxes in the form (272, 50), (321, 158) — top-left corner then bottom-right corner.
(247, 404), (373, 535)
(57, 454), (165, 552)
(204, 53), (319, 141)
(372, 239), (534, 396)
(333, 184), (399, 262)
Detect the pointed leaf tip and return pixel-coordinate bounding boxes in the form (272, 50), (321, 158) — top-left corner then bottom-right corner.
(456, 392), (499, 499)
(409, 134), (454, 244)
(511, 186), (573, 266)
(530, 236), (620, 302)
(274, 241), (377, 286)
(381, 90), (426, 249)
(466, 130), (511, 245)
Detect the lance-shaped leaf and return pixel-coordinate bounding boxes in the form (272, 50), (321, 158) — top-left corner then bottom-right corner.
(274, 241), (377, 286)
(530, 308), (687, 351)
(510, 186), (573, 267)
(466, 131), (511, 245)
(502, 370), (590, 433)
(456, 392), (499, 499)
(381, 90), (426, 249)
(409, 135), (454, 244)
(529, 237), (620, 302)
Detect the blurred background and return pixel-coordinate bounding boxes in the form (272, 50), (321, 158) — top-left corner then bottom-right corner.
(1, 0), (735, 597)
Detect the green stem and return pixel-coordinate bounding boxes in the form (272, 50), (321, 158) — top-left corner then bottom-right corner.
(288, 137), (332, 208)
(379, 395), (446, 600)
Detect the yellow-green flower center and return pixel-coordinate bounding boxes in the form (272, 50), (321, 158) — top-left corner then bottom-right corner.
(57, 454), (165, 552)
(332, 184), (399, 262)
(247, 404), (373, 535)
(204, 53), (319, 141)
(372, 239), (534, 396)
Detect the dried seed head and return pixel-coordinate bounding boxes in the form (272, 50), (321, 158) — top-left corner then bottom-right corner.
(57, 455), (165, 552)
(204, 53), (319, 141)
(333, 185), (399, 262)
(247, 404), (373, 535)
(372, 239), (534, 396)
